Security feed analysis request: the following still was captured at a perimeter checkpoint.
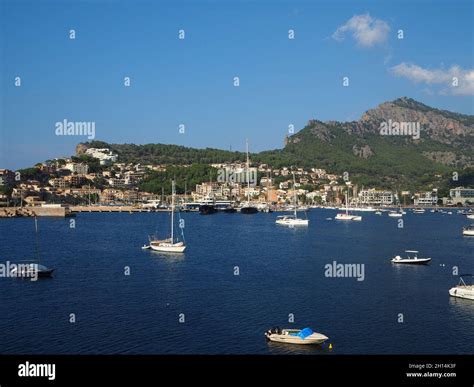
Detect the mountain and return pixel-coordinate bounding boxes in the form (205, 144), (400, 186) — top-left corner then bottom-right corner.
(76, 97), (474, 191)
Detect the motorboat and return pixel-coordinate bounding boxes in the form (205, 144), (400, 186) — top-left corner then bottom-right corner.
(462, 225), (474, 236)
(375, 211), (382, 215)
(388, 210), (403, 218)
(449, 275), (474, 300)
(199, 204), (217, 215)
(265, 327), (328, 345)
(413, 208), (426, 214)
(391, 250), (431, 264)
(467, 214), (474, 220)
(148, 180), (186, 253)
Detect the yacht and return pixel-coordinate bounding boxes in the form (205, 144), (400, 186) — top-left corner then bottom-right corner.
(148, 180), (186, 253)
(449, 275), (474, 300)
(11, 217), (55, 279)
(275, 173), (309, 226)
(335, 191), (362, 221)
(240, 140), (258, 214)
(391, 250), (431, 265)
(265, 327), (328, 345)
(462, 225), (474, 236)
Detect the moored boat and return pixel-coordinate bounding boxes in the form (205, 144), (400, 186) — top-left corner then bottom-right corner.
(449, 275), (474, 300)
(391, 250), (431, 264)
(265, 327), (328, 345)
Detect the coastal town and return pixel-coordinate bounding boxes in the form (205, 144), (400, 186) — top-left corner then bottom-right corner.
(0, 146), (472, 217)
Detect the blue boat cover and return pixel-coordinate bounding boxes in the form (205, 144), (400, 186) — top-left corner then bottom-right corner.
(298, 328), (313, 339)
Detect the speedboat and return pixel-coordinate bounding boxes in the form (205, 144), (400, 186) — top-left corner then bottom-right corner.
(375, 211), (382, 215)
(388, 211), (403, 218)
(275, 215), (309, 226)
(462, 225), (474, 236)
(391, 250), (431, 264)
(449, 275), (474, 300)
(265, 327), (328, 345)
(467, 214), (474, 220)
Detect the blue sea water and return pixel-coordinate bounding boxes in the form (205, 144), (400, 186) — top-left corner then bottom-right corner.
(0, 209), (472, 354)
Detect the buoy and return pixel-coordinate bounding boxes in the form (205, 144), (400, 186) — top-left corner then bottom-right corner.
(329, 343), (333, 350)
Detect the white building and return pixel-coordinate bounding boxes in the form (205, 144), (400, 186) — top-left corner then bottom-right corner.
(448, 187), (474, 205)
(414, 190), (438, 206)
(65, 162), (89, 175)
(85, 148), (118, 165)
(358, 189), (394, 206)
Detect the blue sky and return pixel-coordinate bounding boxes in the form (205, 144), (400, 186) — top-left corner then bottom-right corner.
(1, 0), (473, 169)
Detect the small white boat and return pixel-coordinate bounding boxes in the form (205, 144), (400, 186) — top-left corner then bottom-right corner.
(142, 244), (151, 249)
(388, 211), (403, 218)
(276, 215), (309, 226)
(276, 172), (309, 226)
(391, 250), (431, 265)
(335, 213), (362, 221)
(150, 239), (186, 253)
(413, 208), (426, 214)
(375, 211), (382, 215)
(265, 327), (328, 345)
(449, 275), (474, 300)
(148, 180), (186, 253)
(467, 214), (474, 220)
(462, 225), (474, 236)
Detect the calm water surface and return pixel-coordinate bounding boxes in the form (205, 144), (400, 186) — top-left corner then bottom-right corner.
(0, 209), (472, 354)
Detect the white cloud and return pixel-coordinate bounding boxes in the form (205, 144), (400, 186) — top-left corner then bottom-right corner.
(390, 63), (474, 96)
(332, 14), (390, 47)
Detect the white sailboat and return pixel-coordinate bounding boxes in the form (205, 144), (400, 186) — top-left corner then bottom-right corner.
(240, 139), (258, 214)
(335, 190), (362, 221)
(276, 172), (309, 226)
(148, 180), (186, 253)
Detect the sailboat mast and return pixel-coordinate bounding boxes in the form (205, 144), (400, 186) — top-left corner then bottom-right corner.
(34, 216), (40, 263)
(293, 172), (297, 218)
(345, 190), (349, 215)
(171, 180), (175, 243)
(246, 139), (250, 205)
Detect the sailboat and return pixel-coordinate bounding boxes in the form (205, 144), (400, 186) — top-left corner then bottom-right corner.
(240, 139), (258, 214)
(10, 216), (55, 278)
(147, 180), (186, 253)
(335, 190), (362, 221)
(276, 173), (309, 226)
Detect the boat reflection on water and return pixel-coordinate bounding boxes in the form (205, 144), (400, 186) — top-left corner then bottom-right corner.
(149, 250), (186, 262)
(266, 340), (327, 354)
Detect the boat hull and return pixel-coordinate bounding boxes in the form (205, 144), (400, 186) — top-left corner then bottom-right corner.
(240, 207), (258, 214)
(449, 287), (474, 300)
(275, 219), (309, 226)
(266, 333), (328, 345)
(391, 258), (431, 264)
(150, 243), (186, 253)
